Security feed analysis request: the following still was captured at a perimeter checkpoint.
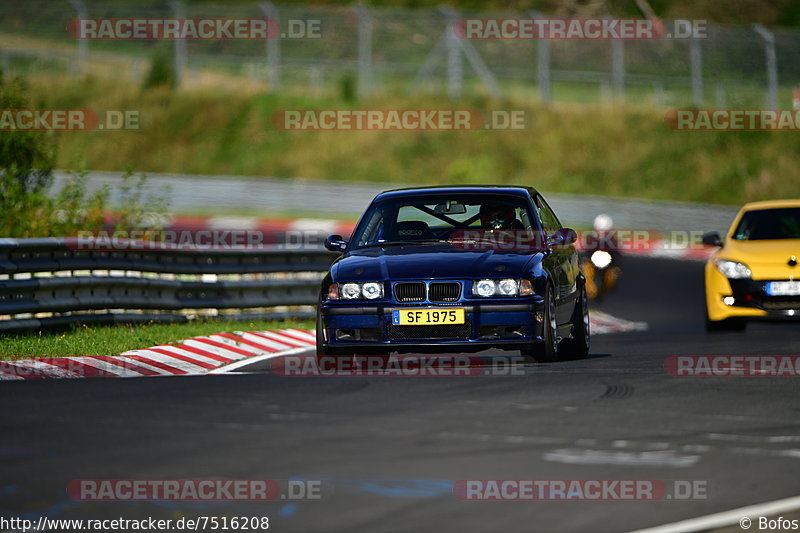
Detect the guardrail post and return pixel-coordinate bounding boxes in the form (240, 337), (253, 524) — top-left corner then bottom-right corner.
(753, 24), (778, 109)
(259, 2), (281, 91)
(354, 4), (373, 98)
(690, 35), (703, 107)
(532, 12), (551, 104)
(440, 6), (462, 99)
(169, 0), (187, 88)
(610, 18), (625, 101)
(67, 0), (88, 75)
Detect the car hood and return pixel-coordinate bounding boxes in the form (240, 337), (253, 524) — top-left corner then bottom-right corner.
(719, 238), (800, 279)
(331, 245), (541, 281)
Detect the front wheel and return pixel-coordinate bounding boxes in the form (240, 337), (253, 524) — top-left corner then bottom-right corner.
(560, 284), (590, 359)
(522, 285), (558, 363)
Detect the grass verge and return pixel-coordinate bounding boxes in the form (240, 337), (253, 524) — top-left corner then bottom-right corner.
(28, 75), (800, 206)
(0, 319), (314, 361)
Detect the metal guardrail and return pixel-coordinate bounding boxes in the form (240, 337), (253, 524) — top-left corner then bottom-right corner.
(0, 238), (338, 333)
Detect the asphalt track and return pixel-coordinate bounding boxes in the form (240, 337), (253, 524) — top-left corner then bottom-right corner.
(2, 256), (800, 533)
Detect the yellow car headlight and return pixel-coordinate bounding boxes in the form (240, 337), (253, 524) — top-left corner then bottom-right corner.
(714, 259), (751, 279)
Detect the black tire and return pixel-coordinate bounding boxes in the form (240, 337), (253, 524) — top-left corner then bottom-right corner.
(560, 283), (590, 359)
(522, 284), (558, 363)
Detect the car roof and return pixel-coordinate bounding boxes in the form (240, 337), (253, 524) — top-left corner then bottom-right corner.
(375, 185), (538, 201)
(741, 199), (800, 211)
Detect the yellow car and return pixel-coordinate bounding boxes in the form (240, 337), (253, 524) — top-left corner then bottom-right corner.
(703, 199), (800, 331)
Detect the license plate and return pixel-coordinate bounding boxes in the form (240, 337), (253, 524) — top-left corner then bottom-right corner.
(392, 308), (465, 326)
(766, 281), (800, 296)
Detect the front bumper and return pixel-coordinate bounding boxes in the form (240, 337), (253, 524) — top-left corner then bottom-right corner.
(705, 263), (800, 321)
(319, 298), (545, 352)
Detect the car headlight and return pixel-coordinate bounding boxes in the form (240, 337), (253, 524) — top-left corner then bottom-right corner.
(475, 279), (497, 297)
(474, 279), (532, 297)
(334, 282), (384, 300)
(714, 259), (751, 279)
(498, 279), (519, 296)
(341, 283), (362, 299)
(590, 250), (612, 269)
(361, 282), (383, 300)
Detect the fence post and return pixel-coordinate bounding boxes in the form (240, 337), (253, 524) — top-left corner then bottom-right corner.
(753, 24), (778, 109)
(532, 11), (551, 104)
(440, 6), (462, 99)
(169, 0), (187, 88)
(354, 4), (373, 98)
(690, 35), (703, 107)
(258, 2), (280, 91)
(611, 35), (625, 100)
(68, 0), (88, 75)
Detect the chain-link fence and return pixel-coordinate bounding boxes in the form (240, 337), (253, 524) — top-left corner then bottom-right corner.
(0, 0), (797, 107)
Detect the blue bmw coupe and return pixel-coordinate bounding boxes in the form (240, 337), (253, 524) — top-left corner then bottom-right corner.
(316, 186), (589, 363)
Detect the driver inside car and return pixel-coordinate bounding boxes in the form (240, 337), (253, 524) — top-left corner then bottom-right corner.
(479, 203), (524, 230)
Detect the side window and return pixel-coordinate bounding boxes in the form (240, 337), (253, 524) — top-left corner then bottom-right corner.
(356, 210), (385, 246)
(534, 195), (561, 233)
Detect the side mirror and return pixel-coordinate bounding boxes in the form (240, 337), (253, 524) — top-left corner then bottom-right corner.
(547, 228), (577, 247)
(546, 232), (564, 247)
(701, 231), (723, 247)
(561, 228), (578, 245)
(324, 234), (347, 252)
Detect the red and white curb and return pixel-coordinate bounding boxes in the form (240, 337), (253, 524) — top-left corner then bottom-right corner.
(590, 310), (648, 334)
(165, 215), (356, 237)
(621, 241), (714, 262)
(0, 314), (643, 381)
(0, 329), (315, 381)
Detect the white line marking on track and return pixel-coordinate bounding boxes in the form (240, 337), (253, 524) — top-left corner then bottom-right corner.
(543, 448), (699, 468)
(209, 347), (312, 374)
(629, 494), (800, 533)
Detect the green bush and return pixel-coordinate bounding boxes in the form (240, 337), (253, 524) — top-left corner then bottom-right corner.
(0, 74), (168, 237)
(142, 48), (176, 91)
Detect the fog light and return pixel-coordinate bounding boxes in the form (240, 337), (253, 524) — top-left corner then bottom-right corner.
(723, 296), (735, 306)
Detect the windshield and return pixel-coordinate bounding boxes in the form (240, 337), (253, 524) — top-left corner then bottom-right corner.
(732, 207), (800, 240)
(351, 194), (537, 249)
